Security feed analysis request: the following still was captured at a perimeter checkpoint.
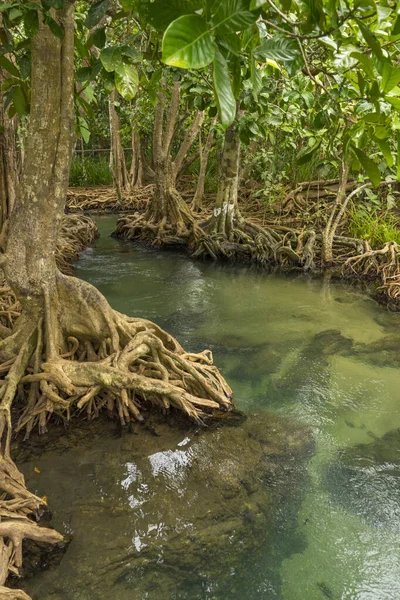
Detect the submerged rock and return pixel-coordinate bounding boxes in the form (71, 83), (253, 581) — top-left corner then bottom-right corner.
(325, 428), (400, 529)
(17, 412), (313, 599)
(349, 334), (400, 368)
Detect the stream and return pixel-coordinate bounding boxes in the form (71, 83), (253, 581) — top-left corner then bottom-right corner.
(22, 216), (400, 600)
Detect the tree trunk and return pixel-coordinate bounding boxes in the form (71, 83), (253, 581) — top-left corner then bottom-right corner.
(192, 118), (216, 212)
(129, 129), (144, 187)
(321, 162), (350, 263)
(121, 82), (205, 243)
(208, 120), (241, 237)
(0, 41), (18, 228)
(109, 89), (130, 197)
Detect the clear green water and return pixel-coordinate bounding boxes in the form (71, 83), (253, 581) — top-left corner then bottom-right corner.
(23, 217), (400, 600)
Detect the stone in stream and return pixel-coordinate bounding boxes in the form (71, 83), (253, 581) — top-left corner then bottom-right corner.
(14, 411), (313, 600)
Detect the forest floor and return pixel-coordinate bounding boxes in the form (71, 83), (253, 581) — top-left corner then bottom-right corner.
(67, 182), (400, 311)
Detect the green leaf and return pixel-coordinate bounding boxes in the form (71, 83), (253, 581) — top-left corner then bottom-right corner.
(386, 96), (400, 111)
(115, 64), (138, 101)
(254, 36), (299, 65)
(76, 66), (93, 83)
(100, 46), (123, 72)
(42, 0), (65, 9)
(213, 48), (236, 127)
(211, 0), (257, 35)
(217, 32), (241, 55)
(11, 85), (28, 117)
(44, 15), (64, 38)
(357, 20), (382, 58)
(0, 56), (19, 78)
(1, 77), (21, 92)
(23, 9), (39, 37)
(350, 52), (375, 79)
(250, 0), (265, 7)
(86, 0), (109, 29)
(375, 137), (394, 168)
(397, 134), (400, 181)
(162, 15), (215, 69)
(361, 112), (386, 123)
(297, 139), (321, 165)
(120, 45), (142, 61)
(230, 54), (241, 99)
(9, 8), (22, 20)
(250, 57), (262, 97)
(120, 0), (134, 11)
(93, 28), (106, 48)
(101, 68), (115, 92)
(352, 146), (381, 187)
(392, 14), (400, 37)
(136, 0), (203, 31)
(78, 117), (90, 143)
(381, 62), (400, 94)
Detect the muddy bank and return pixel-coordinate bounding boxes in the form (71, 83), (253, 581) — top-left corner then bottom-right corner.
(13, 411), (313, 599)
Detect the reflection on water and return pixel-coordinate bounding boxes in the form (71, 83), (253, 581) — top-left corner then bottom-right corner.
(22, 217), (400, 599)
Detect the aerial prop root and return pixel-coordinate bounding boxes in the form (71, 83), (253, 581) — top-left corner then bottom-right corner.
(0, 273), (234, 437)
(342, 240), (400, 300)
(190, 217), (317, 269)
(114, 209), (196, 247)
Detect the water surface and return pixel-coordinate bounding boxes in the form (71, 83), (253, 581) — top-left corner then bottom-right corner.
(23, 217), (400, 599)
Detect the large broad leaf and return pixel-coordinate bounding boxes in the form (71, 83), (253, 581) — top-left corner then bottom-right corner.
(352, 146), (381, 187)
(250, 0), (266, 7)
(381, 62), (400, 94)
(162, 15), (215, 69)
(86, 0), (109, 28)
(213, 48), (236, 127)
(254, 36), (299, 66)
(100, 46), (123, 72)
(136, 0), (202, 31)
(211, 0), (257, 35)
(115, 64), (138, 101)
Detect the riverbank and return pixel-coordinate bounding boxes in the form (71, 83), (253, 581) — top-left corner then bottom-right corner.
(66, 184), (400, 310)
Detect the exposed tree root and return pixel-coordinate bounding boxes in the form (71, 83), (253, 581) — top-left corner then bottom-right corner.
(342, 240), (400, 304)
(66, 184), (155, 213)
(0, 271), (234, 596)
(114, 190), (199, 247)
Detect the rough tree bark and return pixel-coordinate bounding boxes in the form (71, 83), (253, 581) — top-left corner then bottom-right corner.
(191, 117), (217, 213)
(129, 129), (144, 187)
(114, 82), (205, 245)
(0, 29), (18, 229)
(207, 119), (242, 236)
(109, 89), (131, 197)
(0, 5), (233, 596)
